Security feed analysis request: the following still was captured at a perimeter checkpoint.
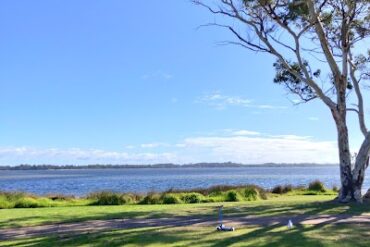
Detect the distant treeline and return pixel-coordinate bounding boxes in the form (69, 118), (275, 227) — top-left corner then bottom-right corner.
(0, 162), (336, 170)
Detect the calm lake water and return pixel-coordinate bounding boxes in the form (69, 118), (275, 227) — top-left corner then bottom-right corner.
(1, 165), (367, 196)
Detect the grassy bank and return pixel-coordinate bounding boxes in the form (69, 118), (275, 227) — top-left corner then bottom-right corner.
(1, 194), (370, 246)
(3, 224), (370, 247)
(0, 195), (338, 229)
(0, 180), (336, 209)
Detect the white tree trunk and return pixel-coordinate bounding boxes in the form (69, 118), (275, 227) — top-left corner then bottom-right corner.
(336, 120), (355, 202)
(336, 123), (370, 202)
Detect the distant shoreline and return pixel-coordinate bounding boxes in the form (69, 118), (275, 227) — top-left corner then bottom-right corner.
(0, 162), (338, 170)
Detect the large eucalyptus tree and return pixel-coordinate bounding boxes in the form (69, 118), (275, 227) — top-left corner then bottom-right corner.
(195, 0), (370, 202)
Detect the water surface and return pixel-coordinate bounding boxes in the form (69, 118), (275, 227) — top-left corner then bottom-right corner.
(0, 165), (364, 196)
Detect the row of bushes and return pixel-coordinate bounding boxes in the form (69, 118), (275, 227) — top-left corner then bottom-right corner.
(0, 192), (83, 209)
(89, 185), (264, 205)
(270, 180), (330, 194)
(0, 181), (336, 208)
(85, 181), (333, 205)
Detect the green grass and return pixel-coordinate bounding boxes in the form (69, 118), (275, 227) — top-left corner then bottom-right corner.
(0, 184), (271, 208)
(0, 182), (338, 209)
(1, 194), (369, 229)
(1, 194), (370, 246)
(2, 224), (370, 246)
(0, 192), (91, 209)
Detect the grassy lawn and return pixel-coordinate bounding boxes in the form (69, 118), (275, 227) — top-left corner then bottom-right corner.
(1, 195), (370, 246)
(1, 194), (370, 229)
(2, 224), (370, 246)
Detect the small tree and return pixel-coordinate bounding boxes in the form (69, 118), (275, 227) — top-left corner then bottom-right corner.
(195, 0), (370, 202)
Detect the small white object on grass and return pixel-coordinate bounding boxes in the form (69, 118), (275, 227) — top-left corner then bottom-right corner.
(287, 219), (294, 229)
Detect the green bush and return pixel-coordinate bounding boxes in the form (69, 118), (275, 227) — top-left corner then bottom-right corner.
(162, 193), (183, 204)
(140, 193), (162, 204)
(35, 198), (53, 207)
(271, 185), (293, 194)
(0, 195), (13, 209)
(88, 191), (126, 205)
(308, 180), (326, 192)
(122, 194), (137, 204)
(181, 193), (204, 203)
(332, 185), (339, 192)
(14, 197), (39, 208)
(244, 187), (259, 201)
(226, 190), (242, 202)
(47, 194), (75, 201)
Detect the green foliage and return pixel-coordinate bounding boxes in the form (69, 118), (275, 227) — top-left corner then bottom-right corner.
(161, 194), (183, 204)
(226, 190), (242, 202)
(308, 180), (326, 192)
(140, 193), (162, 205)
(244, 187), (259, 201)
(271, 184), (293, 194)
(181, 193), (204, 203)
(14, 197), (41, 208)
(286, 0), (309, 21)
(88, 191), (136, 205)
(47, 194), (75, 201)
(0, 196), (13, 209)
(0, 182), (335, 208)
(273, 60), (317, 100)
(332, 185), (339, 192)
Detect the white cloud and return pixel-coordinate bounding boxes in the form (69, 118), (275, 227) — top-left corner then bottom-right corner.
(124, 145), (135, 149)
(0, 147), (176, 165)
(257, 104), (287, 109)
(0, 133), (338, 165)
(178, 134), (337, 164)
(197, 92), (287, 110)
(197, 93), (251, 109)
(230, 130), (261, 136)
(269, 134), (312, 140)
(308, 117), (319, 121)
(141, 70), (173, 80)
(140, 143), (169, 148)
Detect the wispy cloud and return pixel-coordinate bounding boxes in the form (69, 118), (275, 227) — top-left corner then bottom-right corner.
(0, 147), (176, 165)
(178, 134), (337, 164)
(197, 92), (287, 110)
(308, 117), (319, 121)
(229, 130), (261, 136)
(0, 131), (337, 165)
(197, 93), (251, 109)
(141, 70), (173, 80)
(140, 143), (169, 148)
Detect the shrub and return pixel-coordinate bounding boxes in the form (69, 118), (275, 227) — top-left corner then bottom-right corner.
(47, 194), (75, 201)
(244, 187), (259, 201)
(35, 198), (53, 207)
(14, 197), (39, 208)
(332, 185), (339, 192)
(122, 194), (137, 204)
(162, 193), (182, 204)
(308, 180), (326, 192)
(271, 185), (293, 194)
(140, 193), (161, 204)
(88, 191), (126, 205)
(226, 190), (242, 202)
(0, 195), (12, 209)
(182, 193), (204, 203)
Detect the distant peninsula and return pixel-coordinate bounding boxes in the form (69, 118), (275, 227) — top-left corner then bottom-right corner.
(0, 162), (337, 170)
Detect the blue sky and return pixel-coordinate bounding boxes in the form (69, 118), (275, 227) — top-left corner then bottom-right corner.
(0, 0), (364, 165)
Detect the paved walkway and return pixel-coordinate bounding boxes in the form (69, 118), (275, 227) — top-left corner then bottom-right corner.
(1, 214), (370, 240)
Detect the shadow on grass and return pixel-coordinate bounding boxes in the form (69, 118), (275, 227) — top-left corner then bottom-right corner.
(1, 199), (370, 229)
(224, 199), (370, 218)
(2, 223), (370, 247)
